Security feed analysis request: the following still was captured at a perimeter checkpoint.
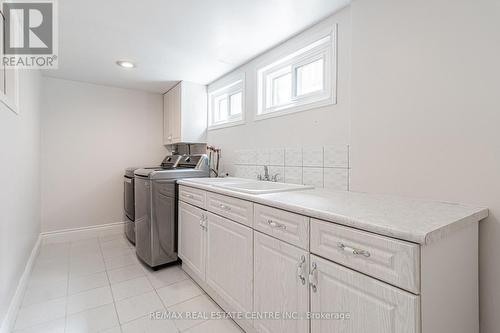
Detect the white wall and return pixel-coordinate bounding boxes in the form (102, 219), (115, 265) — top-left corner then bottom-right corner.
(207, 7), (351, 176)
(0, 71), (42, 325)
(41, 77), (166, 232)
(206, 1), (500, 330)
(348, 0), (500, 332)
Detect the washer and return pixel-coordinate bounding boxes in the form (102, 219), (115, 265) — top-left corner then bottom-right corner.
(134, 154), (209, 268)
(123, 155), (181, 244)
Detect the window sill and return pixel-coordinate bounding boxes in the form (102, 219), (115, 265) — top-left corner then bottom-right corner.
(255, 96), (336, 121)
(208, 119), (246, 131)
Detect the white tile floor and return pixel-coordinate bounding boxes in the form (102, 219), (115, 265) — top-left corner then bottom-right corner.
(13, 234), (243, 333)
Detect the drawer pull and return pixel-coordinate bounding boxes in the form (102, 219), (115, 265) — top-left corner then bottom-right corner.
(199, 214), (207, 230)
(297, 255), (306, 285)
(184, 193), (194, 198)
(219, 204), (231, 211)
(338, 242), (371, 258)
(309, 262), (318, 292)
(267, 219), (287, 230)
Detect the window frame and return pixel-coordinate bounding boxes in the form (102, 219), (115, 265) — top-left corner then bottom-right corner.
(256, 26), (337, 120)
(208, 72), (245, 130)
(0, 6), (19, 114)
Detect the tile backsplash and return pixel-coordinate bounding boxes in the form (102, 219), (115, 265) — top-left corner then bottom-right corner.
(231, 145), (350, 191)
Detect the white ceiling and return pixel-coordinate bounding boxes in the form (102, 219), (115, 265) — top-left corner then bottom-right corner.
(43, 0), (349, 93)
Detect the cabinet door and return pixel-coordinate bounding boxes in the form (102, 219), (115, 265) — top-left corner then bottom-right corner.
(163, 91), (174, 144)
(309, 255), (420, 333)
(254, 232), (309, 333)
(178, 201), (206, 280)
(171, 83), (182, 143)
(163, 93), (170, 144)
(206, 212), (253, 314)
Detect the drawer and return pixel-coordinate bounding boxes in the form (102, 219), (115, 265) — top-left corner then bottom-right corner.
(206, 192), (253, 227)
(253, 204), (309, 250)
(178, 185), (206, 209)
(310, 219), (420, 293)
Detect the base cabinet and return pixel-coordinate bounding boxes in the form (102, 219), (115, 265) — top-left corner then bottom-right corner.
(178, 185), (479, 333)
(309, 255), (420, 333)
(206, 212), (253, 314)
(254, 232), (310, 333)
(178, 201), (206, 280)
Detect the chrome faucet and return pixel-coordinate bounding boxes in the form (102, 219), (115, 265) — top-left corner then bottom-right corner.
(263, 165), (270, 180)
(257, 165), (280, 182)
(257, 166), (268, 181)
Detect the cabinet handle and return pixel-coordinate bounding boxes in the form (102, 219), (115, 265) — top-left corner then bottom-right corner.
(199, 214), (206, 230)
(337, 242), (371, 258)
(219, 204), (231, 211)
(267, 219), (287, 230)
(297, 255), (306, 285)
(309, 262), (318, 292)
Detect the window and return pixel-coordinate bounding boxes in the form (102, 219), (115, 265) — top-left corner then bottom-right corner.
(296, 57), (324, 96)
(267, 68), (292, 107)
(229, 92), (242, 116)
(257, 28), (336, 118)
(208, 74), (245, 129)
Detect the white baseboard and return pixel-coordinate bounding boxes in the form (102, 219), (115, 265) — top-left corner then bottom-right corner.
(0, 235), (41, 333)
(41, 221), (126, 244)
(0, 222), (127, 333)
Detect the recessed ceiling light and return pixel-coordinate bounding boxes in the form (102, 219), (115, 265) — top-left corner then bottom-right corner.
(116, 60), (135, 68)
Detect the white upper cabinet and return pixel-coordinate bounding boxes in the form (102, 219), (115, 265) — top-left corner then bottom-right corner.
(163, 81), (207, 145)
